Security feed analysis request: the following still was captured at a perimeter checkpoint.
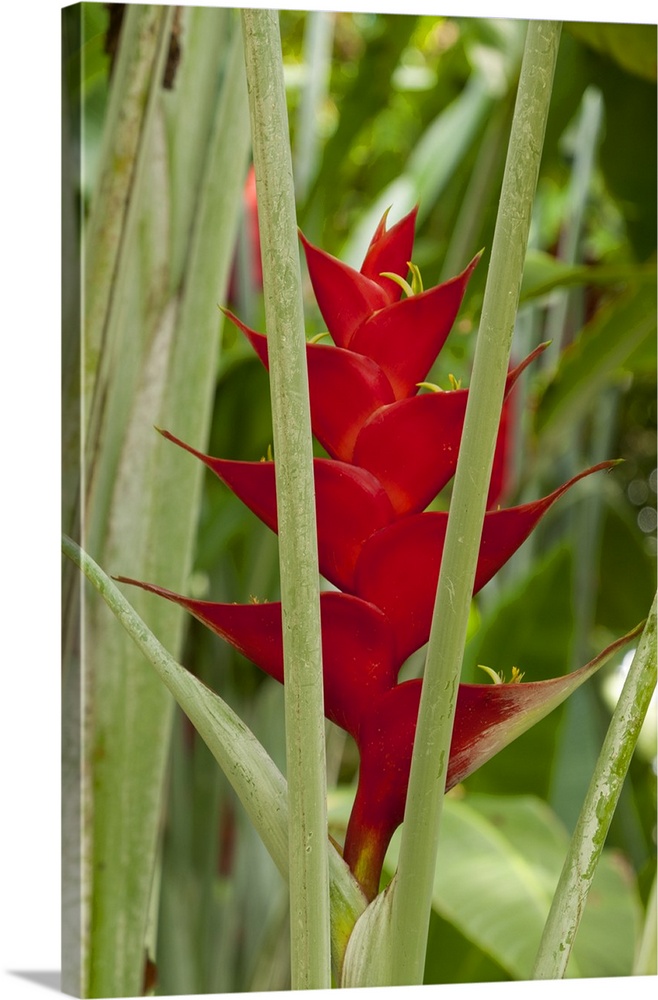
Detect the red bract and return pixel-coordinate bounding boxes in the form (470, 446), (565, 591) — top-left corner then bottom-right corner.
(120, 207), (629, 901)
(353, 464), (614, 663)
(341, 624), (639, 896)
(298, 208), (417, 346)
(351, 342), (548, 516)
(116, 580), (397, 739)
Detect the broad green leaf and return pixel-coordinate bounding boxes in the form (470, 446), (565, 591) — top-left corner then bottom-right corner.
(566, 22), (657, 83)
(465, 546), (575, 683)
(535, 283), (657, 441)
(520, 249), (655, 302)
(597, 503), (657, 636)
(423, 909), (509, 984)
(395, 795), (640, 980)
(337, 792), (641, 983)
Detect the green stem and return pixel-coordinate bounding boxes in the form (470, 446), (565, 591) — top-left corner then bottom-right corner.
(545, 86), (603, 356)
(533, 593), (657, 980)
(439, 97), (510, 284)
(634, 871), (657, 976)
(83, 5), (173, 467)
(241, 9), (331, 990)
(388, 21), (562, 985)
(294, 10), (335, 201)
(63, 534), (366, 976)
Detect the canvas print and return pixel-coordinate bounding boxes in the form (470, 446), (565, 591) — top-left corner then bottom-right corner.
(61, 3), (657, 996)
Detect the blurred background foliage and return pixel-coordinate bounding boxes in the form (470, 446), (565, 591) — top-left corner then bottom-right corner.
(68, 5), (656, 993)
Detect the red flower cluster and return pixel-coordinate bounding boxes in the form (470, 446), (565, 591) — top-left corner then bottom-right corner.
(121, 208), (613, 899)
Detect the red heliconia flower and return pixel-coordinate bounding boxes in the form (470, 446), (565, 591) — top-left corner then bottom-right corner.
(226, 314), (548, 513)
(120, 206), (632, 901)
(297, 210), (416, 342)
(301, 239), (482, 399)
(155, 427), (612, 660)
(340, 624), (637, 896)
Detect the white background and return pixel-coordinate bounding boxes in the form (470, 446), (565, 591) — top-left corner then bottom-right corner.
(2, 0), (655, 997)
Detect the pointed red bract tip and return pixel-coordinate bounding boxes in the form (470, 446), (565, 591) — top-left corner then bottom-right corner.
(360, 205), (419, 304)
(300, 231), (389, 348)
(348, 251), (480, 399)
(222, 308), (270, 368)
(341, 620), (638, 897)
(116, 577), (399, 738)
(354, 463), (615, 661)
(115, 576), (287, 684)
(161, 436), (397, 591)
(351, 341), (548, 516)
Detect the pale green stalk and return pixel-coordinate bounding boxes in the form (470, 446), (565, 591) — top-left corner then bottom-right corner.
(439, 100), (509, 284)
(533, 593), (657, 979)
(63, 535), (366, 980)
(545, 86), (603, 356)
(241, 9), (331, 990)
(62, 535), (366, 952)
(388, 21), (563, 985)
(83, 5), (174, 465)
(294, 10), (335, 201)
(64, 10), (252, 994)
(65, 11), (175, 996)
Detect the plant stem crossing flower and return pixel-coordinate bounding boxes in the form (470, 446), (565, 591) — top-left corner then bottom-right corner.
(119, 207), (634, 900)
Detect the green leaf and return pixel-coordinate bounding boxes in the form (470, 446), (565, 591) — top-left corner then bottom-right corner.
(423, 909), (509, 984)
(520, 249), (655, 302)
(337, 790), (641, 984)
(64, 536), (367, 982)
(597, 503), (657, 636)
(392, 794), (640, 980)
(342, 73), (493, 267)
(463, 547), (575, 797)
(535, 283), (657, 441)
(566, 22), (657, 83)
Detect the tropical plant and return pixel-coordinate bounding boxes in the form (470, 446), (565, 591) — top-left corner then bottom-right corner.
(62, 5), (656, 996)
